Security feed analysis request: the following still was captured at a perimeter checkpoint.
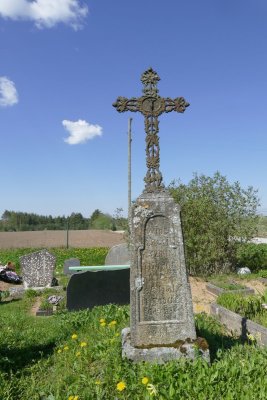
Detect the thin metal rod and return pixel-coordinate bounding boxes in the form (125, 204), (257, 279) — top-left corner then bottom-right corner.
(128, 118), (132, 230)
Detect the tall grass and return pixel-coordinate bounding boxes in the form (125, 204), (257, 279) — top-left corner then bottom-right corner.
(1, 296), (267, 399)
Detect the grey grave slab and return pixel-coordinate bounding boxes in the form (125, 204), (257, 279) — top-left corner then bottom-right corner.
(105, 243), (130, 266)
(66, 268), (130, 311)
(20, 249), (56, 289)
(63, 258), (81, 275)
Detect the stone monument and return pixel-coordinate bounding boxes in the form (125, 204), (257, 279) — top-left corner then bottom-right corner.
(105, 243), (130, 266)
(113, 68), (209, 362)
(20, 249), (56, 289)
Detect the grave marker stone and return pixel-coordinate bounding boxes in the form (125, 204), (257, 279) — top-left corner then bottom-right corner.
(20, 249), (56, 289)
(64, 258), (81, 275)
(66, 268), (130, 311)
(105, 243), (130, 266)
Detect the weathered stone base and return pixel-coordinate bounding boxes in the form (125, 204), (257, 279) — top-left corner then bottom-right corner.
(121, 328), (210, 364)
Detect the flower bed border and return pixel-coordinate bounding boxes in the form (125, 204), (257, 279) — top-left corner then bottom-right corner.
(36, 308), (54, 317)
(210, 303), (267, 346)
(206, 282), (254, 297)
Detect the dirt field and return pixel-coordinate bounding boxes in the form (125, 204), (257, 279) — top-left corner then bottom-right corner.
(0, 230), (126, 249)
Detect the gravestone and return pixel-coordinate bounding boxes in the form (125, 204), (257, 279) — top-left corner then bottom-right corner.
(66, 268), (130, 311)
(113, 68), (209, 362)
(105, 243), (130, 266)
(20, 249), (56, 289)
(63, 258), (81, 275)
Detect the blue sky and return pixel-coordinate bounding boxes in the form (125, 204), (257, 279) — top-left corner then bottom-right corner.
(0, 0), (267, 219)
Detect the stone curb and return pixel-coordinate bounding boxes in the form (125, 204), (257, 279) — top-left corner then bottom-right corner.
(210, 303), (267, 346)
(206, 282), (254, 297)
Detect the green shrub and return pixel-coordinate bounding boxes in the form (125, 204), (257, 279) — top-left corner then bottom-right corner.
(236, 243), (267, 272)
(169, 172), (259, 276)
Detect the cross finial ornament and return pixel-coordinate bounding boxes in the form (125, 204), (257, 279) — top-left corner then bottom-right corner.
(113, 68), (189, 192)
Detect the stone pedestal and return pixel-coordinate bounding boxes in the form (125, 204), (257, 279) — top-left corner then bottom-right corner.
(126, 190), (206, 362)
(122, 328), (210, 363)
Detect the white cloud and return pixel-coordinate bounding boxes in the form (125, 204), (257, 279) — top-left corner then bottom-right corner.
(63, 119), (103, 145)
(0, 0), (88, 30)
(0, 77), (19, 107)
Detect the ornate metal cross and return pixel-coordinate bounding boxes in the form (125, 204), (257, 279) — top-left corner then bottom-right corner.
(113, 68), (189, 192)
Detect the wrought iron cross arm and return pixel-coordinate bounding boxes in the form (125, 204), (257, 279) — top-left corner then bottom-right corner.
(164, 97), (190, 113)
(113, 97), (139, 113)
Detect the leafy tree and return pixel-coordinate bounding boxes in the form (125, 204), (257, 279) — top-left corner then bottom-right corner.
(68, 212), (87, 230)
(169, 171), (260, 276)
(113, 208), (128, 231)
(90, 213), (113, 230)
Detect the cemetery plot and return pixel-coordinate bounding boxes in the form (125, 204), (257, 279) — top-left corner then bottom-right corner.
(206, 277), (255, 296)
(211, 290), (267, 345)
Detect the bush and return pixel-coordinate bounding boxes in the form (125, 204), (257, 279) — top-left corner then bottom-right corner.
(169, 172), (260, 276)
(236, 243), (267, 272)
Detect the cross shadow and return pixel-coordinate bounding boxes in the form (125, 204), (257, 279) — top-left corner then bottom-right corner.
(196, 322), (242, 363)
(0, 298), (21, 306)
(0, 342), (56, 374)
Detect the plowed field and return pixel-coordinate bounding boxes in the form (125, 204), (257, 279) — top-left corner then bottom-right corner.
(0, 230), (125, 249)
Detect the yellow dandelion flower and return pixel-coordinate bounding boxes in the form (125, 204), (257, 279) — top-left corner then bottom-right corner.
(80, 342), (87, 347)
(95, 380), (101, 385)
(195, 304), (204, 312)
(73, 397), (79, 400)
(64, 346), (69, 351)
(116, 381), (126, 391)
(76, 351), (81, 357)
(109, 320), (117, 327)
(68, 396), (74, 400)
(100, 322), (106, 327)
(115, 332), (120, 337)
(71, 333), (78, 340)
(99, 318), (105, 323)
(142, 377), (149, 385)
(247, 333), (255, 342)
(57, 349), (62, 354)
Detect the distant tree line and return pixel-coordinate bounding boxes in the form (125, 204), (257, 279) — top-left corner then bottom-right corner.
(0, 208), (128, 232)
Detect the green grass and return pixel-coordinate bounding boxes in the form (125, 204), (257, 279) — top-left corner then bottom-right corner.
(217, 290), (267, 328)
(1, 295), (267, 399)
(208, 276), (245, 291)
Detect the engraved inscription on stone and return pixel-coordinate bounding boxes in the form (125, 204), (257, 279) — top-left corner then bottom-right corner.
(139, 215), (184, 323)
(20, 249), (56, 288)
